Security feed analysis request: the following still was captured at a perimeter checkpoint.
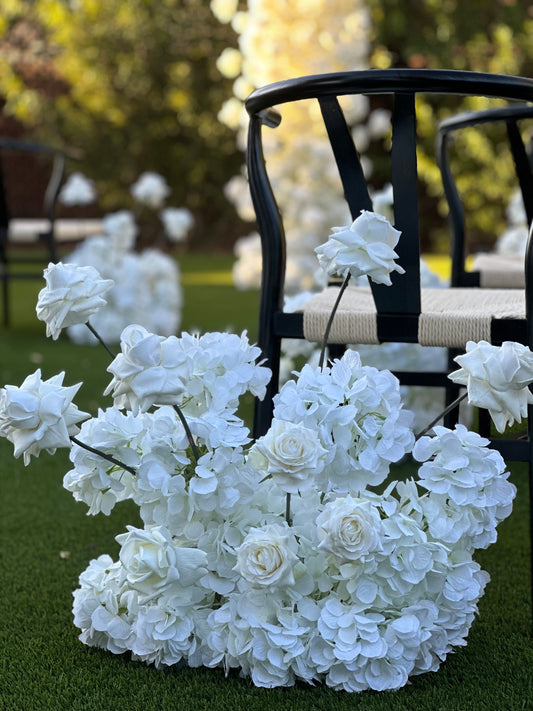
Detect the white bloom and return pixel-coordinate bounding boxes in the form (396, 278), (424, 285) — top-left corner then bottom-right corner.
(0, 369), (89, 464)
(234, 523), (299, 588)
(159, 207), (194, 243)
(104, 325), (189, 413)
(449, 340), (533, 432)
(413, 425), (516, 530)
(116, 525), (207, 597)
(63, 407), (143, 515)
(36, 262), (114, 339)
(130, 172), (170, 209)
(315, 210), (404, 285)
(273, 350), (414, 491)
(250, 419), (328, 493)
(59, 172), (97, 206)
(316, 496), (383, 561)
(103, 210), (138, 251)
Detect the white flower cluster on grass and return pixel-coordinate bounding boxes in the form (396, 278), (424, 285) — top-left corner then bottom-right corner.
(64, 212), (183, 344)
(57, 339), (515, 691)
(0, 248), (524, 693)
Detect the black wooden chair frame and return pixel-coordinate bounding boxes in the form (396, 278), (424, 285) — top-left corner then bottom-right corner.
(0, 139), (67, 326)
(436, 103), (533, 288)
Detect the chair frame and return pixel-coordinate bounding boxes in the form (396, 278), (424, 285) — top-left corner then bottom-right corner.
(0, 139), (67, 326)
(436, 104), (533, 288)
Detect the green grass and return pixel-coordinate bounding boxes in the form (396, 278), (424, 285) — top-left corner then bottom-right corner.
(0, 255), (532, 710)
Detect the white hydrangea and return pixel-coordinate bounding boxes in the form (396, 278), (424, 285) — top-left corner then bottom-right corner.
(273, 349), (414, 491)
(130, 172), (170, 209)
(59, 172), (97, 206)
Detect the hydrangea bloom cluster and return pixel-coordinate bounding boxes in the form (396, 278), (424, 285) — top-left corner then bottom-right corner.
(64, 218), (184, 345)
(0, 258), (520, 693)
(63, 340), (515, 691)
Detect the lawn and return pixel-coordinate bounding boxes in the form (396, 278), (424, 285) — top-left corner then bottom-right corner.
(0, 254), (532, 710)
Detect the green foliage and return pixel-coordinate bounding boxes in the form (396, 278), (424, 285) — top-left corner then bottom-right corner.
(367, 0), (533, 252)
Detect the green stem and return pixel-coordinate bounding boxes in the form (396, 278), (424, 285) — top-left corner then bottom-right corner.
(415, 391), (468, 440)
(85, 320), (116, 359)
(173, 404), (200, 463)
(318, 273), (351, 369)
(285, 493), (292, 526)
(70, 435), (137, 475)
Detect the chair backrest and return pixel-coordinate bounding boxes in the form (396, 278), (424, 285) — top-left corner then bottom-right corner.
(245, 69), (533, 345)
(0, 139), (66, 229)
(436, 104), (533, 287)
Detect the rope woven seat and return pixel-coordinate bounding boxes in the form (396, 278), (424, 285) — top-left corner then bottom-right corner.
(302, 286), (525, 348)
(471, 253), (526, 288)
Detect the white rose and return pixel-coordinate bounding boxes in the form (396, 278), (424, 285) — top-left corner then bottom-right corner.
(130, 172), (170, 209)
(104, 324), (189, 413)
(116, 525), (207, 595)
(234, 523), (299, 588)
(251, 419), (327, 493)
(315, 209), (404, 285)
(159, 207), (194, 243)
(0, 369), (89, 464)
(316, 496), (383, 561)
(449, 340), (533, 433)
(36, 262), (114, 340)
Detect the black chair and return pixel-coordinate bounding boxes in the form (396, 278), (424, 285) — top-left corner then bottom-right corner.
(0, 138), (67, 326)
(437, 103), (533, 289)
(245, 69), (533, 448)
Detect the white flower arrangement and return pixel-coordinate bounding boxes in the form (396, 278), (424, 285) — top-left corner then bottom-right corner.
(0, 213), (527, 693)
(59, 172), (98, 206)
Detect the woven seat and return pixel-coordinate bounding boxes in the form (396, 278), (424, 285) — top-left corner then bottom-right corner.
(302, 286), (526, 348)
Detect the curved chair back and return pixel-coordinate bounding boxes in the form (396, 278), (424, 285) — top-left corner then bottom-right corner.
(245, 69), (533, 437)
(436, 104), (533, 287)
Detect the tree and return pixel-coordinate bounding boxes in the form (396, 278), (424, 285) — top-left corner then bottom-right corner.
(0, 0), (247, 248)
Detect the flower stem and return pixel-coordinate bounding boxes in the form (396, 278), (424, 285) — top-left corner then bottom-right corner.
(285, 493), (292, 526)
(85, 320), (116, 359)
(415, 391), (468, 440)
(70, 436), (137, 475)
(173, 405), (200, 463)
(318, 273), (351, 369)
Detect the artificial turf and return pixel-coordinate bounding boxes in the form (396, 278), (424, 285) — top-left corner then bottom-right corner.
(0, 255), (531, 710)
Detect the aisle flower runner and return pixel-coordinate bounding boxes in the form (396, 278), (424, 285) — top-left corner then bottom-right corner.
(1, 211), (530, 692)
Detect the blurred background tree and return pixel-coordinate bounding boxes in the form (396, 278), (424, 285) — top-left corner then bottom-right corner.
(0, 0), (248, 249)
(0, 0), (532, 253)
(367, 0), (533, 252)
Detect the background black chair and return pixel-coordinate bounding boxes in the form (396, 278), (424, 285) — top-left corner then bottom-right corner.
(0, 138), (103, 327)
(0, 139), (65, 326)
(437, 103), (533, 289)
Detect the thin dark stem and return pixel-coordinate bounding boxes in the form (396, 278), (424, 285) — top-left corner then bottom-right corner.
(173, 405), (200, 463)
(285, 493), (292, 526)
(318, 273), (351, 369)
(86, 320), (116, 359)
(70, 435), (137, 475)
(415, 391), (468, 440)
